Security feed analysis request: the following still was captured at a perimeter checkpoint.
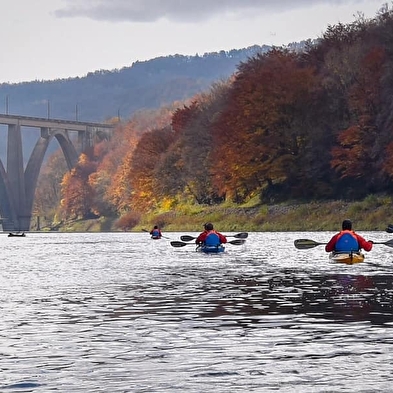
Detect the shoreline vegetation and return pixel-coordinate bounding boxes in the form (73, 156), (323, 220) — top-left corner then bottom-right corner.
(55, 194), (393, 233)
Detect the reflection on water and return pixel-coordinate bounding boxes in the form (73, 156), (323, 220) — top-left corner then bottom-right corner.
(1, 231), (393, 392)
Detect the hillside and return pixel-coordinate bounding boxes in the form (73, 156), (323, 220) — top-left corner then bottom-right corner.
(50, 9), (393, 229)
(19, 10), (393, 233)
(0, 44), (280, 122)
(0, 41), (308, 163)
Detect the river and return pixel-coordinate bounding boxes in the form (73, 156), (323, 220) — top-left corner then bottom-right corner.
(1, 231), (393, 392)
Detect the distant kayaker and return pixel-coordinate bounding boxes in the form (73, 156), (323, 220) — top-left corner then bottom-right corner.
(325, 219), (373, 253)
(150, 225), (162, 239)
(196, 223), (227, 247)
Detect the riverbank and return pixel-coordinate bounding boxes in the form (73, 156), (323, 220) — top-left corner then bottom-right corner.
(57, 194), (393, 232)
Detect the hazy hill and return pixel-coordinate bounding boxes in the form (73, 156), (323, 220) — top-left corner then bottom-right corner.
(0, 42), (308, 162)
(0, 46), (264, 122)
(0, 43), (311, 123)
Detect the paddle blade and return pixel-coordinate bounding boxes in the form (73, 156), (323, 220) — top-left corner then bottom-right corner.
(229, 239), (246, 245)
(372, 239), (393, 248)
(232, 232), (248, 239)
(170, 241), (190, 247)
(294, 239), (326, 249)
(386, 224), (393, 233)
(180, 235), (196, 242)
(384, 239), (393, 247)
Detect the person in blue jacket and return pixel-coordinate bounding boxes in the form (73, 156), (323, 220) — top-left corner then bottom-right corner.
(150, 225), (162, 239)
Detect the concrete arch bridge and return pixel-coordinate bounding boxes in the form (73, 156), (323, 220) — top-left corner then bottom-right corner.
(0, 114), (114, 231)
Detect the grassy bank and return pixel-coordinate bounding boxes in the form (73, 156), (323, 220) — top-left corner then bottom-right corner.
(58, 194), (393, 232)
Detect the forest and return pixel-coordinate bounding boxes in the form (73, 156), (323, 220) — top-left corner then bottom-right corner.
(34, 5), (393, 230)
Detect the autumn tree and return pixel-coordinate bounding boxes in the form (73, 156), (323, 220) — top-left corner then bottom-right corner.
(128, 126), (176, 210)
(331, 47), (386, 189)
(93, 124), (138, 214)
(61, 151), (97, 219)
(211, 49), (324, 202)
(101, 105), (182, 214)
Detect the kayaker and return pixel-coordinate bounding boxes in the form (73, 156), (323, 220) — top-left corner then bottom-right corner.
(150, 225), (162, 239)
(196, 223), (227, 247)
(325, 219), (373, 253)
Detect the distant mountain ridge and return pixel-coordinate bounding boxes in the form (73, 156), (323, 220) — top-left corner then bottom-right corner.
(0, 42), (308, 123)
(0, 41), (309, 163)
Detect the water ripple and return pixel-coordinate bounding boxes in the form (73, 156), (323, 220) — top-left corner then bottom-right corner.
(1, 231), (393, 392)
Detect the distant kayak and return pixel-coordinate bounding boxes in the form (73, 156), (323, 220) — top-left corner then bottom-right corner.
(329, 251), (365, 265)
(151, 236), (161, 240)
(8, 232), (26, 237)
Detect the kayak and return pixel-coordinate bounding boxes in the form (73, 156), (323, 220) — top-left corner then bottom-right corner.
(151, 236), (161, 240)
(197, 244), (225, 254)
(8, 232), (26, 237)
(329, 251), (365, 265)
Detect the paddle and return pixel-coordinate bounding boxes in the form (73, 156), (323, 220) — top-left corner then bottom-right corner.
(369, 239), (393, 246)
(171, 239), (246, 248)
(294, 238), (393, 250)
(142, 228), (170, 239)
(180, 232), (248, 242)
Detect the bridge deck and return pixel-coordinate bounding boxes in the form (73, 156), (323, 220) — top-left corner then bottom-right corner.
(0, 114), (114, 131)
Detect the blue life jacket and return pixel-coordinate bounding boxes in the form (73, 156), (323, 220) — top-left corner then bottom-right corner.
(151, 229), (160, 238)
(335, 231), (359, 252)
(204, 232), (220, 246)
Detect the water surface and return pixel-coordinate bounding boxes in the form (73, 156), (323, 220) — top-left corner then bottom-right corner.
(1, 231), (393, 392)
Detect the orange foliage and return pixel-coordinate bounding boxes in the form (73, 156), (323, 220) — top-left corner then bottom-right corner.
(211, 49), (318, 201)
(128, 126), (175, 211)
(61, 152), (97, 219)
(97, 106), (178, 213)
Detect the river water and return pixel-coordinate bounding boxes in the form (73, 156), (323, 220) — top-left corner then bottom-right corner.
(1, 231), (393, 392)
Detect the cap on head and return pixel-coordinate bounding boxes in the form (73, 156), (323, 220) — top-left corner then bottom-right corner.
(342, 219), (352, 230)
(204, 222), (214, 231)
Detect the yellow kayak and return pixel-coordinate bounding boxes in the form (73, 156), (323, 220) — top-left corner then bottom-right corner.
(329, 252), (365, 265)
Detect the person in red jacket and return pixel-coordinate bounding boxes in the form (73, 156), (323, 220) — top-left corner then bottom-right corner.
(325, 219), (373, 253)
(196, 223), (227, 246)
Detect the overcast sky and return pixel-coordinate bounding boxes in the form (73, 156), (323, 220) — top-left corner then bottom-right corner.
(0, 0), (385, 83)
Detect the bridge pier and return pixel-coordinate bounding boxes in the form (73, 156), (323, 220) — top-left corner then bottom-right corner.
(6, 124), (29, 231)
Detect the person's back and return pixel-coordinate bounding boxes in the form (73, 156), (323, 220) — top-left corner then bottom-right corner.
(325, 219), (373, 253)
(150, 225), (161, 239)
(204, 232), (220, 246)
(334, 231), (359, 252)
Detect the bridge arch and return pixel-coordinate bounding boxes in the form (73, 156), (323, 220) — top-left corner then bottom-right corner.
(0, 115), (113, 231)
(24, 129), (79, 221)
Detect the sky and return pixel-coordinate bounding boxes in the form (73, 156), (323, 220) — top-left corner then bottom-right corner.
(0, 0), (386, 83)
